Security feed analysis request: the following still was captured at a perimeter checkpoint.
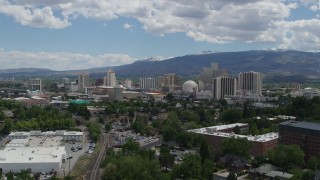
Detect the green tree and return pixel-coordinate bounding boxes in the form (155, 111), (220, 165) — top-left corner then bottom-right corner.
(122, 138), (140, 154)
(220, 109), (242, 123)
(172, 154), (213, 179)
(162, 126), (177, 142)
(159, 146), (175, 169)
(1, 119), (13, 135)
(222, 137), (251, 157)
(227, 172), (237, 180)
(102, 154), (167, 180)
(268, 144), (304, 169)
(250, 123), (260, 135)
(307, 156), (319, 170)
(200, 139), (211, 160)
(87, 122), (101, 142)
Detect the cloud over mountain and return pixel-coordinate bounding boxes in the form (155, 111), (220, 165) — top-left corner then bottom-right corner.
(0, 49), (135, 70)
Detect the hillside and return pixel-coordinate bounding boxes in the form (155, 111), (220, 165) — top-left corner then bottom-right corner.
(1, 50), (320, 79)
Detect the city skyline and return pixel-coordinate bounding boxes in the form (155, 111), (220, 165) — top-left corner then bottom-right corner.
(0, 0), (320, 70)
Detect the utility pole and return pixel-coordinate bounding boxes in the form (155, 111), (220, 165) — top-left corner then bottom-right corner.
(68, 158), (71, 176)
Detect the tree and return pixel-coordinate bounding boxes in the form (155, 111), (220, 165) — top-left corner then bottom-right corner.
(242, 101), (256, 118)
(159, 146), (175, 169)
(220, 109), (242, 123)
(250, 123), (260, 135)
(307, 156), (319, 170)
(227, 172), (237, 180)
(1, 119), (13, 135)
(172, 154), (213, 179)
(122, 138), (140, 154)
(6, 171), (14, 180)
(200, 139), (211, 160)
(222, 137), (251, 157)
(87, 122), (101, 142)
(102, 154), (168, 180)
(268, 144), (304, 169)
(162, 126), (177, 142)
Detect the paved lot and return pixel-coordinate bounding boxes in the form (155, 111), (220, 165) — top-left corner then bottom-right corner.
(59, 140), (91, 176)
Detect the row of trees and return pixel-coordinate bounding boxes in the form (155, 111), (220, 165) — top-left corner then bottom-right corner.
(0, 105), (77, 134)
(101, 138), (215, 180)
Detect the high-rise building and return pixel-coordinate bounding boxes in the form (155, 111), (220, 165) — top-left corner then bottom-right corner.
(78, 73), (89, 93)
(140, 78), (158, 91)
(199, 63), (228, 91)
(104, 69), (116, 87)
(159, 73), (181, 92)
(124, 79), (132, 89)
(29, 78), (43, 91)
(238, 71), (262, 96)
(212, 77), (237, 99)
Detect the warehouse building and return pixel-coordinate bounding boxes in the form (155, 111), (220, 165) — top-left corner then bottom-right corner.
(0, 130), (83, 173)
(0, 147), (66, 173)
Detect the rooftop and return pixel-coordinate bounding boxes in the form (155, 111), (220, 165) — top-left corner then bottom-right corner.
(63, 131), (84, 136)
(0, 147), (66, 163)
(280, 120), (320, 131)
(189, 124), (278, 142)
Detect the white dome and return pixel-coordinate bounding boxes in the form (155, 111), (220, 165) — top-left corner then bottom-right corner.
(182, 80), (198, 93)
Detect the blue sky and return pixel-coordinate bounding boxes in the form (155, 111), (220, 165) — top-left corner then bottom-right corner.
(0, 0), (319, 70)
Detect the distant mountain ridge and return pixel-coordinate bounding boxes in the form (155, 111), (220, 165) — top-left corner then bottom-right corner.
(1, 50), (320, 78)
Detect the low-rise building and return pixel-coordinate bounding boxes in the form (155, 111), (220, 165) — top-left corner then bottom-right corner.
(63, 131), (84, 142)
(0, 147), (66, 173)
(189, 124), (278, 156)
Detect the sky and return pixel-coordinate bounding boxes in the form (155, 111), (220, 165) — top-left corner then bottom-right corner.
(0, 0), (320, 70)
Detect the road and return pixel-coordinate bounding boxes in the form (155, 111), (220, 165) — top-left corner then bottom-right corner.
(85, 132), (108, 180)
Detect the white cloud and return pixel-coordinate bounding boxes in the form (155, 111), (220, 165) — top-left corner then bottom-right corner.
(0, 50), (136, 70)
(123, 23), (134, 30)
(0, 0), (319, 50)
(0, 0), (70, 29)
(287, 2), (299, 9)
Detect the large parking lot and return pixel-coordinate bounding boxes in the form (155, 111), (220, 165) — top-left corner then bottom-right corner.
(110, 122), (161, 149)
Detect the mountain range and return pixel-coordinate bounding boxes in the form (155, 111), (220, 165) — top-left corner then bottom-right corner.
(1, 50), (320, 79)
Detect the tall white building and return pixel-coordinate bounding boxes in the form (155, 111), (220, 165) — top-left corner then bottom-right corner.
(140, 78), (158, 91)
(78, 73), (89, 93)
(29, 78), (42, 91)
(239, 71), (262, 96)
(104, 69), (116, 87)
(212, 77), (237, 99)
(124, 79), (132, 89)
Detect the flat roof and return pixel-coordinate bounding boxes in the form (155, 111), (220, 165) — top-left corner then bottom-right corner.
(9, 132), (30, 136)
(189, 124), (278, 142)
(63, 131), (83, 136)
(189, 123), (247, 133)
(0, 147), (66, 163)
(280, 120), (320, 131)
(6, 139), (29, 147)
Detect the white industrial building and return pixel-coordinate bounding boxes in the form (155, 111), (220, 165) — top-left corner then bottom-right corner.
(0, 130), (84, 173)
(0, 147), (66, 173)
